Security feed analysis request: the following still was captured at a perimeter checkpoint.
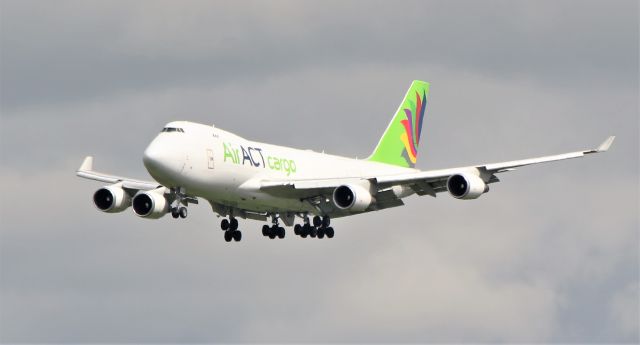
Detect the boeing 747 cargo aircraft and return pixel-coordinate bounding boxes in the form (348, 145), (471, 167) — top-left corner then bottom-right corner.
(77, 81), (614, 242)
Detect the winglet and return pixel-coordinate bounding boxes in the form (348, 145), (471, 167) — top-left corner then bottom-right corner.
(79, 156), (93, 172)
(597, 136), (615, 152)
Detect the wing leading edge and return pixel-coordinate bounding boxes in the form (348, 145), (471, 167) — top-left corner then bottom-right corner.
(76, 156), (160, 191)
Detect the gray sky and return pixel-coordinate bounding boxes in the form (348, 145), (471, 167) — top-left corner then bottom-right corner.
(0, 0), (638, 343)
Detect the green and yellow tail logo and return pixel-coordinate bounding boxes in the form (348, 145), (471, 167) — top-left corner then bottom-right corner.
(367, 80), (430, 168)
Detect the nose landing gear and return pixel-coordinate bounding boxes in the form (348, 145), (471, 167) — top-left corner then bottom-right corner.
(171, 206), (188, 219)
(169, 187), (195, 219)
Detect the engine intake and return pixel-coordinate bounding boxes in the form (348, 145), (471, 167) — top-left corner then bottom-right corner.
(132, 189), (169, 219)
(447, 173), (489, 200)
(93, 184), (131, 213)
(333, 184), (373, 212)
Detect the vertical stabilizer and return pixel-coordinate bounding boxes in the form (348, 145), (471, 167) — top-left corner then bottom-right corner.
(367, 80), (430, 168)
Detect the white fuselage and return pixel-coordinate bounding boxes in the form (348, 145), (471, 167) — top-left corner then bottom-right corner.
(142, 121), (414, 214)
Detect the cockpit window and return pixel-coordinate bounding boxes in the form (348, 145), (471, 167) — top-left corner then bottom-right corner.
(161, 127), (184, 133)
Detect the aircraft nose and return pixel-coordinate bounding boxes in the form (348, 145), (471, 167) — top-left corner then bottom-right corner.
(143, 137), (184, 181)
(142, 144), (162, 168)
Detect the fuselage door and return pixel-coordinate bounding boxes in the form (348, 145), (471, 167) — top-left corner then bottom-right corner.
(207, 149), (214, 169)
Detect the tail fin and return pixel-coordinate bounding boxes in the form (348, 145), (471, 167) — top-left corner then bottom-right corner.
(367, 80), (430, 168)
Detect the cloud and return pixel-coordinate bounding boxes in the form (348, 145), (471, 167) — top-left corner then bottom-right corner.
(1, 0), (636, 109)
(1, 166), (636, 342)
(609, 282), (640, 339)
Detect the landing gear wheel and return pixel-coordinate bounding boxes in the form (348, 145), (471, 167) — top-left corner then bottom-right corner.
(301, 224), (309, 238)
(302, 224), (311, 237)
(322, 216), (330, 227)
(317, 227), (325, 239)
(310, 227), (317, 238)
(313, 216), (322, 227)
(277, 227), (285, 239)
(221, 219), (229, 231)
(268, 225), (277, 239)
(233, 230), (242, 242)
(230, 218), (239, 231)
(224, 230), (233, 242)
(325, 227), (334, 238)
(294, 224), (301, 235)
(179, 207), (188, 218)
(171, 208), (179, 218)
(262, 225), (269, 236)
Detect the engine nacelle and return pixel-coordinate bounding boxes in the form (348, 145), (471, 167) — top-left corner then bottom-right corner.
(93, 184), (131, 213)
(447, 173), (489, 200)
(332, 184), (373, 212)
(132, 190), (169, 219)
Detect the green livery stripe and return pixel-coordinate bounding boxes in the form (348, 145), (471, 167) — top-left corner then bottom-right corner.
(367, 80), (430, 168)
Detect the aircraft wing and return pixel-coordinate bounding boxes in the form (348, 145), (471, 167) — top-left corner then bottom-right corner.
(260, 136), (614, 215)
(76, 156), (161, 191)
(375, 136), (616, 194)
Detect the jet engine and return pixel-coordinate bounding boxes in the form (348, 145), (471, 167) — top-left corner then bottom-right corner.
(93, 184), (131, 213)
(447, 173), (489, 200)
(332, 184), (373, 212)
(132, 189), (169, 219)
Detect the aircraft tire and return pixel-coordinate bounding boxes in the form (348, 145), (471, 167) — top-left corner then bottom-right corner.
(326, 227), (334, 238)
(277, 227), (285, 239)
(233, 230), (242, 242)
(310, 227), (317, 238)
(262, 225), (269, 236)
(179, 207), (188, 218)
(221, 219), (229, 231)
(224, 230), (233, 242)
(322, 216), (330, 227)
(294, 224), (301, 235)
(230, 218), (238, 231)
(171, 208), (179, 218)
(313, 216), (322, 227)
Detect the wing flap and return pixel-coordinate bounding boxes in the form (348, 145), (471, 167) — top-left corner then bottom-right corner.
(260, 177), (368, 198)
(371, 189), (405, 210)
(261, 177), (366, 190)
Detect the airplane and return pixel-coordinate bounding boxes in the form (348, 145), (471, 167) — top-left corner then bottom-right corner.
(77, 80), (615, 242)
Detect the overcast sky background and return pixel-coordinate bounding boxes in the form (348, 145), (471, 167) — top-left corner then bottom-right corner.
(0, 0), (638, 343)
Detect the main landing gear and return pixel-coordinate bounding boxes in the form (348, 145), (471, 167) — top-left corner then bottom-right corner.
(293, 215), (334, 239)
(220, 217), (241, 242)
(262, 215), (285, 240)
(219, 213), (334, 243)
